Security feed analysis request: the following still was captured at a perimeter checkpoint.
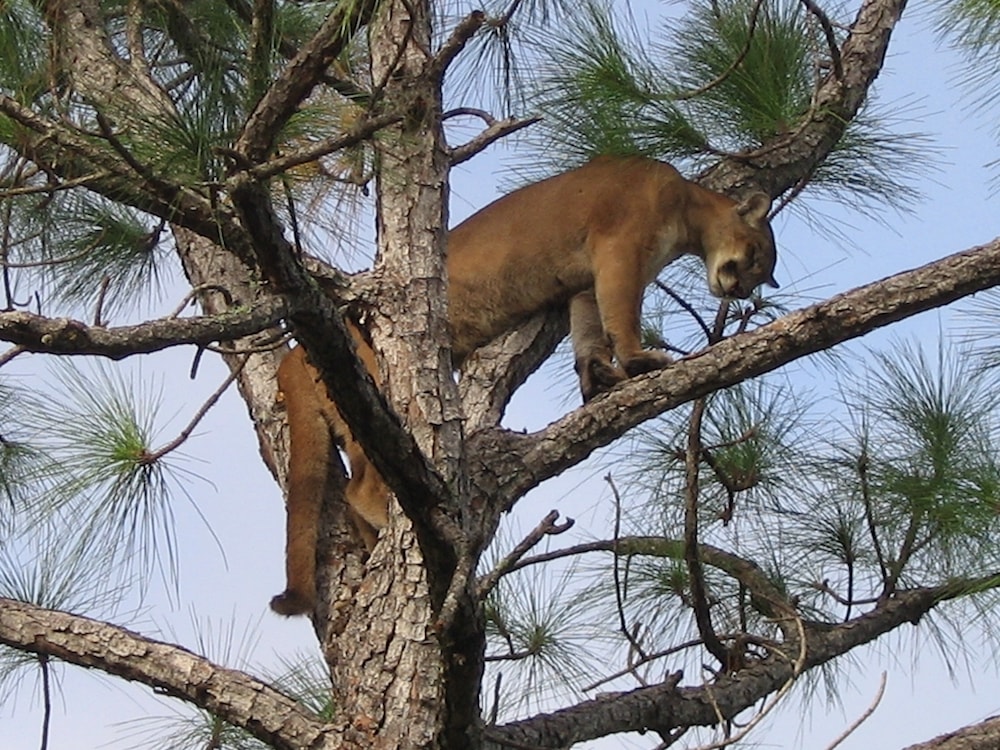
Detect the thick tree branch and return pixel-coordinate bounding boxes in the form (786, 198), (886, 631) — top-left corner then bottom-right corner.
(0, 300), (287, 358)
(0, 599), (335, 750)
(903, 717), (1000, 750)
(474, 236), (1000, 511)
(0, 95), (260, 269)
(458, 308), (567, 431)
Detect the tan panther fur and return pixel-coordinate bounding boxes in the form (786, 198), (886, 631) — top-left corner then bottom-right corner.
(270, 156), (777, 615)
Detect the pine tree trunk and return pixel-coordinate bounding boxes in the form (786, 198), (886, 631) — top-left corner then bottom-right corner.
(316, 2), (484, 748)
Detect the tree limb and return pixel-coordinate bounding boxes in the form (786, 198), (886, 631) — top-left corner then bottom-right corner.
(486, 573), (1000, 748)
(699, 0), (907, 198)
(0, 94), (259, 270)
(0, 599), (336, 750)
(902, 717), (1000, 750)
(458, 308), (567, 431)
(0, 300), (288, 358)
(474, 235), (1000, 512)
(226, 174), (452, 536)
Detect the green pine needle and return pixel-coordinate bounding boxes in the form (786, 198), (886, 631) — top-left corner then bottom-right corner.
(32, 360), (205, 596)
(0, 0), (50, 104)
(47, 200), (169, 317)
(0, 379), (49, 515)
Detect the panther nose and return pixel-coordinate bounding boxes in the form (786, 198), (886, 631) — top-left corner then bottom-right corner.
(723, 279), (742, 298)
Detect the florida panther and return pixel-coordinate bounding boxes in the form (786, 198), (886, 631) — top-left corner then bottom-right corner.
(270, 156), (778, 615)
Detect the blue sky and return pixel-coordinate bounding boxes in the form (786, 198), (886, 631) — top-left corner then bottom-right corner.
(2, 1), (999, 748)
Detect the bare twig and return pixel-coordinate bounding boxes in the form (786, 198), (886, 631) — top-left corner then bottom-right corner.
(689, 614), (807, 750)
(800, 0), (845, 80)
(655, 281), (713, 342)
(0, 345), (25, 367)
(582, 632), (780, 692)
(858, 444), (889, 583)
(0, 237), (105, 269)
(484, 648), (542, 663)
(606, 475), (649, 667)
(809, 580), (879, 608)
(92, 275), (111, 326)
(95, 112), (163, 188)
(684, 398), (732, 669)
(1, 174), (18, 312)
(39, 654), (52, 750)
(143, 354), (249, 463)
(822, 672), (887, 750)
(683, 300), (735, 668)
(202, 331), (292, 356)
(168, 284), (236, 318)
(247, 111), (404, 180)
(476, 510), (574, 599)
(488, 673), (502, 725)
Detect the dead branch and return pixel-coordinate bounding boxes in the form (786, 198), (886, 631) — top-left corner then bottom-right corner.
(144, 355), (249, 463)
(823, 672), (887, 750)
(476, 510), (575, 599)
(0, 300), (288, 358)
(449, 115), (542, 166)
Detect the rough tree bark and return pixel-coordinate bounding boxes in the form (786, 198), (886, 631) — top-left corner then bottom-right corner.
(904, 717), (1000, 750)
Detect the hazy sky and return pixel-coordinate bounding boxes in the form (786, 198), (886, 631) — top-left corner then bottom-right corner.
(3, 2), (1000, 749)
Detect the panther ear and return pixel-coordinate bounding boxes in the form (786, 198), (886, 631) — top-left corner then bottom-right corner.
(736, 192), (771, 225)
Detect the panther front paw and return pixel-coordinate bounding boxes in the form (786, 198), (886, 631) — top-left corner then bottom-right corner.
(622, 350), (672, 377)
(577, 356), (627, 402)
